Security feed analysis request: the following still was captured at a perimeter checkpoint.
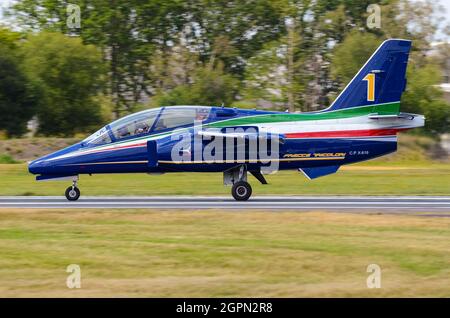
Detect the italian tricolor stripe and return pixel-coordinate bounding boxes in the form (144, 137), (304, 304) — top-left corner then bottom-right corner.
(285, 128), (407, 139)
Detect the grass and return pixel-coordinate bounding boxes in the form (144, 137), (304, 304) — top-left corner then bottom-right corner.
(0, 154), (18, 164)
(0, 162), (449, 196)
(0, 209), (449, 297)
(0, 137), (79, 162)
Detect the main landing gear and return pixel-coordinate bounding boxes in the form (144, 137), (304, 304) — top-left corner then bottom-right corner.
(224, 165), (267, 201)
(65, 176), (80, 201)
(232, 181), (252, 201)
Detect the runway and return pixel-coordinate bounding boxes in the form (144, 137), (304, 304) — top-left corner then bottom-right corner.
(1, 196), (450, 213)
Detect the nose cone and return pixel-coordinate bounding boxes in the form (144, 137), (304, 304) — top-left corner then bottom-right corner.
(28, 159), (46, 175)
(28, 157), (55, 175)
(28, 142), (83, 175)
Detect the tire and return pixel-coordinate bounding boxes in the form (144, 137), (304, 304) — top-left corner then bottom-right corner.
(65, 186), (80, 201)
(231, 181), (252, 201)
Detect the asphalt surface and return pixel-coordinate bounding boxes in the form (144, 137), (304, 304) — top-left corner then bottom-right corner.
(0, 196), (450, 214)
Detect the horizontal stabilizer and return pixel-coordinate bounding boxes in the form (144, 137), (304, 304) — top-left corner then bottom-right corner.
(368, 113), (416, 120)
(299, 166), (340, 180)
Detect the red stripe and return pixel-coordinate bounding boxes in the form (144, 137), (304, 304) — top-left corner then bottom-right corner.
(285, 128), (407, 139)
(110, 142), (147, 150)
(80, 142), (147, 156)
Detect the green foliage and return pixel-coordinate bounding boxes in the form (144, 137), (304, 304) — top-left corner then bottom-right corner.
(11, 0), (283, 113)
(0, 154), (19, 164)
(421, 100), (450, 136)
(154, 67), (239, 107)
(402, 63), (450, 136)
(0, 28), (36, 137)
(0, 27), (21, 47)
(331, 31), (380, 85)
(243, 40), (294, 108)
(187, 0), (285, 74)
(21, 32), (106, 136)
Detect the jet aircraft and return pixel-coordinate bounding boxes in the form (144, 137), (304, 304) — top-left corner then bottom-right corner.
(28, 39), (424, 201)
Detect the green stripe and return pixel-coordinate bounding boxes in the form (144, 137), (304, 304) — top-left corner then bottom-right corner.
(207, 102), (400, 127)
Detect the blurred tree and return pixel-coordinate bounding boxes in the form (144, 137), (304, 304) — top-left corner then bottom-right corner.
(0, 28), (36, 137)
(21, 32), (106, 136)
(243, 34), (305, 112)
(11, 0), (284, 114)
(402, 63), (450, 137)
(148, 44), (200, 92)
(12, 0), (187, 116)
(154, 66), (238, 106)
(0, 27), (22, 45)
(243, 0), (313, 112)
(184, 0), (284, 75)
(330, 31), (380, 85)
(243, 40), (291, 109)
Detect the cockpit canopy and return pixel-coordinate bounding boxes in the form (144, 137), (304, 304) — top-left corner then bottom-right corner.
(83, 106), (211, 147)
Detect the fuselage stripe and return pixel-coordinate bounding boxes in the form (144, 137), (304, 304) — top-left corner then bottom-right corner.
(62, 156), (346, 167)
(285, 128), (407, 139)
(157, 157), (346, 164)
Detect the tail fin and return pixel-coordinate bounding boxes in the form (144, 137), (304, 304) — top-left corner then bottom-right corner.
(326, 39), (412, 113)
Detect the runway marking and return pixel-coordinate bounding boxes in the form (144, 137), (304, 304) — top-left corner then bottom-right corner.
(0, 196), (449, 213)
(0, 202), (448, 205)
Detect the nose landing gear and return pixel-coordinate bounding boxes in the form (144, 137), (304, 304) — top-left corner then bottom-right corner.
(65, 176), (80, 201)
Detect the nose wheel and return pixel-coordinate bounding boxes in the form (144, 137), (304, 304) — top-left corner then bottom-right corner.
(65, 186), (80, 201)
(65, 177), (80, 201)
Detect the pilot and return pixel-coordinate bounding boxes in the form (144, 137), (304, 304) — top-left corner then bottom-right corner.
(195, 109), (209, 122)
(134, 122), (149, 135)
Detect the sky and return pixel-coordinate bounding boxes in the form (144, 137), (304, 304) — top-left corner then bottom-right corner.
(0, 0), (13, 23)
(1, 0), (450, 39)
(0, 0), (11, 15)
(436, 0), (450, 40)
(441, 0), (450, 15)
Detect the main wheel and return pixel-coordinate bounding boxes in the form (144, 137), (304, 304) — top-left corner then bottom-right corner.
(231, 181), (252, 201)
(65, 186), (80, 201)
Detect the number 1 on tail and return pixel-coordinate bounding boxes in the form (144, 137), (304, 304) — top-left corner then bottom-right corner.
(363, 73), (375, 101)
